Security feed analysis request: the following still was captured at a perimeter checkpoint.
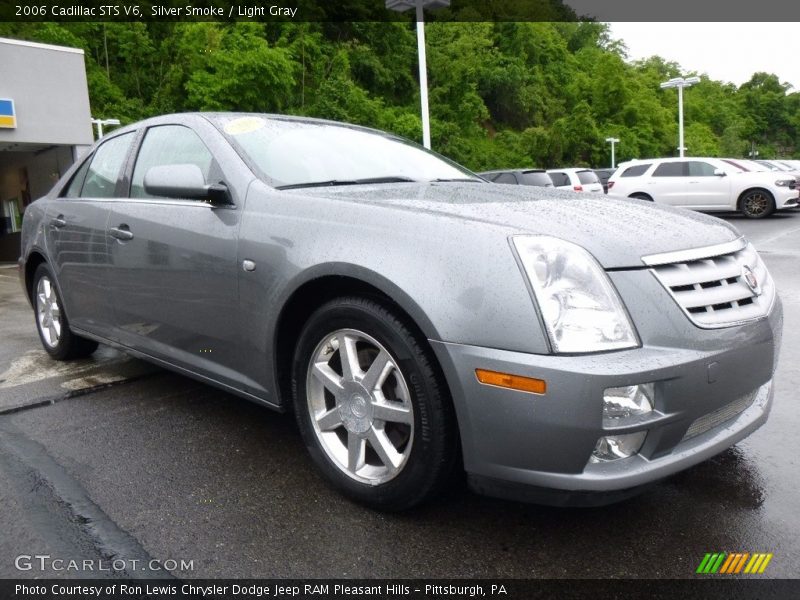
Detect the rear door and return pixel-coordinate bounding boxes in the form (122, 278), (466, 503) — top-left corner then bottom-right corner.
(649, 161), (688, 206)
(105, 122), (245, 389)
(44, 132), (135, 338)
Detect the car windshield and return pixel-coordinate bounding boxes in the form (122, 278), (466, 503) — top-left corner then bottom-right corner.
(735, 159), (768, 172)
(757, 160), (787, 171)
(212, 115), (479, 188)
(722, 159), (749, 172)
(577, 170), (600, 184)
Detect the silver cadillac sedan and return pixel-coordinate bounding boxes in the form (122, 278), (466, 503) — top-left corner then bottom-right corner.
(19, 113), (782, 510)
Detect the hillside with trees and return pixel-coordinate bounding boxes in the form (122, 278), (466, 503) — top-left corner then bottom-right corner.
(1, 20), (797, 169)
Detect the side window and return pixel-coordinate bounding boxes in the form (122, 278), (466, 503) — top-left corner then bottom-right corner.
(81, 133), (135, 198)
(688, 161), (717, 177)
(131, 125), (214, 199)
(549, 172), (569, 187)
(62, 155), (93, 198)
(652, 162), (686, 177)
(494, 172), (518, 185)
(621, 163), (651, 177)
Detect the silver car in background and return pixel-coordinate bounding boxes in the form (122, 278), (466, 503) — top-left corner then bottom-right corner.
(19, 113), (782, 509)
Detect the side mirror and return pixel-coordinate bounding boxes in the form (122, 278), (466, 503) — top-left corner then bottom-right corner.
(143, 164), (232, 205)
(713, 169), (727, 177)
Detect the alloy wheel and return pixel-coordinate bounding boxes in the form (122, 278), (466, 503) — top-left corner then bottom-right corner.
(306, 328), (414, 485)
(36, 275), (62, 348)
(744, 192), (769, 217)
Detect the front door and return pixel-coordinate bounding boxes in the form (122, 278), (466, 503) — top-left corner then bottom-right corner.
(106, 124), (244, 389)
(686, 160), (731, 208)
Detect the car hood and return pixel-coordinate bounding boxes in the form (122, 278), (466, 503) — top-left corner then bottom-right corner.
(732, 170), (799, 182)
(286, 182), (741, 269)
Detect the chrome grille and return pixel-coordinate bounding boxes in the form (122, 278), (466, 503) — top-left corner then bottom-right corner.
(682, 390), (758, 441)
(645, 239), (775, 328)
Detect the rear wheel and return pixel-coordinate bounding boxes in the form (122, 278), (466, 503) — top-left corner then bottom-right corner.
(739, 189), (775, 219)
(629, 193), (653, 202)
(292, 297), (458, 510)
(32, 263), (98, 360)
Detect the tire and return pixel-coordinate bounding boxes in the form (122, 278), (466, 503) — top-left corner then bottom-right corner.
(32, 263), (98, 360)
(739, 189), (775, 219)
(629, 193), (653, 202)
(292, 296), (458, 511)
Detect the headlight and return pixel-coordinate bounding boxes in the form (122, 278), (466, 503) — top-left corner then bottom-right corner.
(512, 235), (639, 353)
(775, 179), (795, 187)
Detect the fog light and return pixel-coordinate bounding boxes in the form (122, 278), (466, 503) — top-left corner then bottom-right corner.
(591, 432), (647, 462)
(603, 383), (654, 426)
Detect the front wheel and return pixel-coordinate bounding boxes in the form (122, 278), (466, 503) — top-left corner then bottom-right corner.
(739, 189), (775, 219)
(292, 297), (458, 510)
(32, 263), (98, 360)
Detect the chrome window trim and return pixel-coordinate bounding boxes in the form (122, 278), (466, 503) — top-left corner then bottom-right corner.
(641, 237), (747, 267)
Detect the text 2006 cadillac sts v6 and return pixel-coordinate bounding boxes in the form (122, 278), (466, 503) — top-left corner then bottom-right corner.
(19, 113), (782, 510)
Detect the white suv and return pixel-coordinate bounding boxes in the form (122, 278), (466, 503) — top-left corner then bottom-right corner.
(546, 168), (604, 193)
(607, 157), (799, 218)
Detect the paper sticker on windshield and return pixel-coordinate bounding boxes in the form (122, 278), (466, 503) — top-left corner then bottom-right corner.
(224, 116), (266, 135)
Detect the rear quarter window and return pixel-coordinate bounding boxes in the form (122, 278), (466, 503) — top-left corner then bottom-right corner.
(61, 156), (93, 198)
(620, 164), (652, 177)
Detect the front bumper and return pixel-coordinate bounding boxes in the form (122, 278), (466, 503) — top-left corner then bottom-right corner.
(429, 298), (781, 505)
(776, 188), (799, 209)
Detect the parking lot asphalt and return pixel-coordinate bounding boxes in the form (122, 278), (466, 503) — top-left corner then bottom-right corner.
(1, 209), (799, 580)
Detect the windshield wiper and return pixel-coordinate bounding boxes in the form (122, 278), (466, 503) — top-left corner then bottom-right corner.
(276, 176), (417, 190)
(430, 178), (483, 183)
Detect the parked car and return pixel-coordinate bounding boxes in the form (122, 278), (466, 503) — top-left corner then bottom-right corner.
(778, 159), (800, 171)
(547, 168), (604, 193)
(754, 159), (800, 186)
(593, 168), (616, 194)
(720, 158), (769, 173)
(19, 113), (782, 510)
(479, 168), (554, 187)
(755, 159), (795, 173)
(607, 157), (799, 218)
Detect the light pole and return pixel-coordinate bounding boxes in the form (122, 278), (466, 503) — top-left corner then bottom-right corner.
(660, 76), (700, 157)
(91, 118), (121, 139)
(605, 137), (620, 168)
(386, 0), (450, 149)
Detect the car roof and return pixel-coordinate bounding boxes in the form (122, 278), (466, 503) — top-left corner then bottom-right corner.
(479, 168), (546, 175)
(616, 157), (732, 168)
(101, 111), (396, 141)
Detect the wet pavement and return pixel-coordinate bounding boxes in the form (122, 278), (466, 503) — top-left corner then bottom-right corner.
(0, 210), (799, 580)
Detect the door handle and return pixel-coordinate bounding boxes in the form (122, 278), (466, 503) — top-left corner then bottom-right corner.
(51, 215), (66, 228)
(109, 226), (134, 241)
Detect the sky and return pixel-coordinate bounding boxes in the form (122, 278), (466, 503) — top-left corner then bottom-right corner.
(606, 23), (799, 92)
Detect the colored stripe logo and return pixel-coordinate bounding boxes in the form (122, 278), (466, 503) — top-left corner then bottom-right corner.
(0, 98), (16, 128)
(696, 552), (773, 574)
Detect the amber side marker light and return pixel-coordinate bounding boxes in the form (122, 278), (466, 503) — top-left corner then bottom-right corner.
(475, 369), (547, 394)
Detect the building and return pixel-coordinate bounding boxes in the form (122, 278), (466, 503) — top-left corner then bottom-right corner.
(0, 37), (93, 262)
